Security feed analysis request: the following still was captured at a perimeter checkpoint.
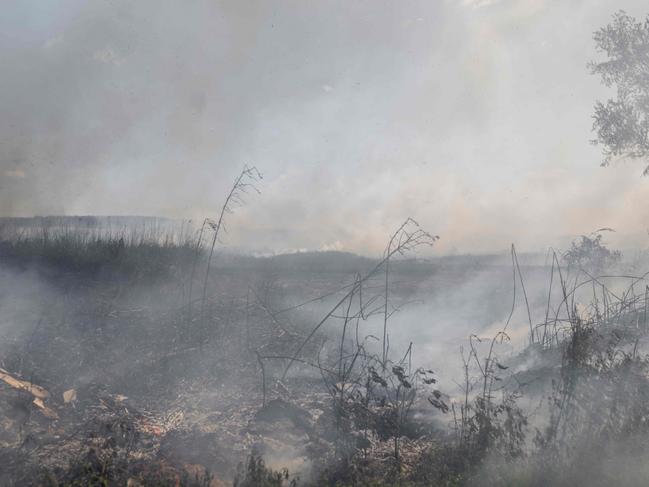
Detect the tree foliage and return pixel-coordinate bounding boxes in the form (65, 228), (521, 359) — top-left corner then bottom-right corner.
(562, 230), (621, 274)
(590, 11), (649, 173)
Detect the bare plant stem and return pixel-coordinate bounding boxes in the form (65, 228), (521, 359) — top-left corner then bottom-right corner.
(199, 166), (261, 343)
(281, 218), (438, 380)
(383, 240), (390, 367)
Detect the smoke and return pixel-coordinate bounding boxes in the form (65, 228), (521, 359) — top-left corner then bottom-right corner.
(2, 1), (649, 255)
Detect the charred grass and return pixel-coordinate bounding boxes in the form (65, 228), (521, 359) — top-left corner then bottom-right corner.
(2, 226), (649, 486)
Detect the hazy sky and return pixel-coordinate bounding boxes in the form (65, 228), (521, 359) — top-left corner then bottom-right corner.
(2, 0), (649, 255)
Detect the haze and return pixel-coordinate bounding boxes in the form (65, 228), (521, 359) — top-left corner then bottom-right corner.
(2, 0), (648, 255)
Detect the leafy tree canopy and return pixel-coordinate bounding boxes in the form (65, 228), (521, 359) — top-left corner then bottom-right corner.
(590, 11), (649, 174)
(563, 229), (622, 275)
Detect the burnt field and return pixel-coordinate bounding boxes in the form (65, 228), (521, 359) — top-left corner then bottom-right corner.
(6, 2), (649, 485)
(2, 221), (649, 486)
